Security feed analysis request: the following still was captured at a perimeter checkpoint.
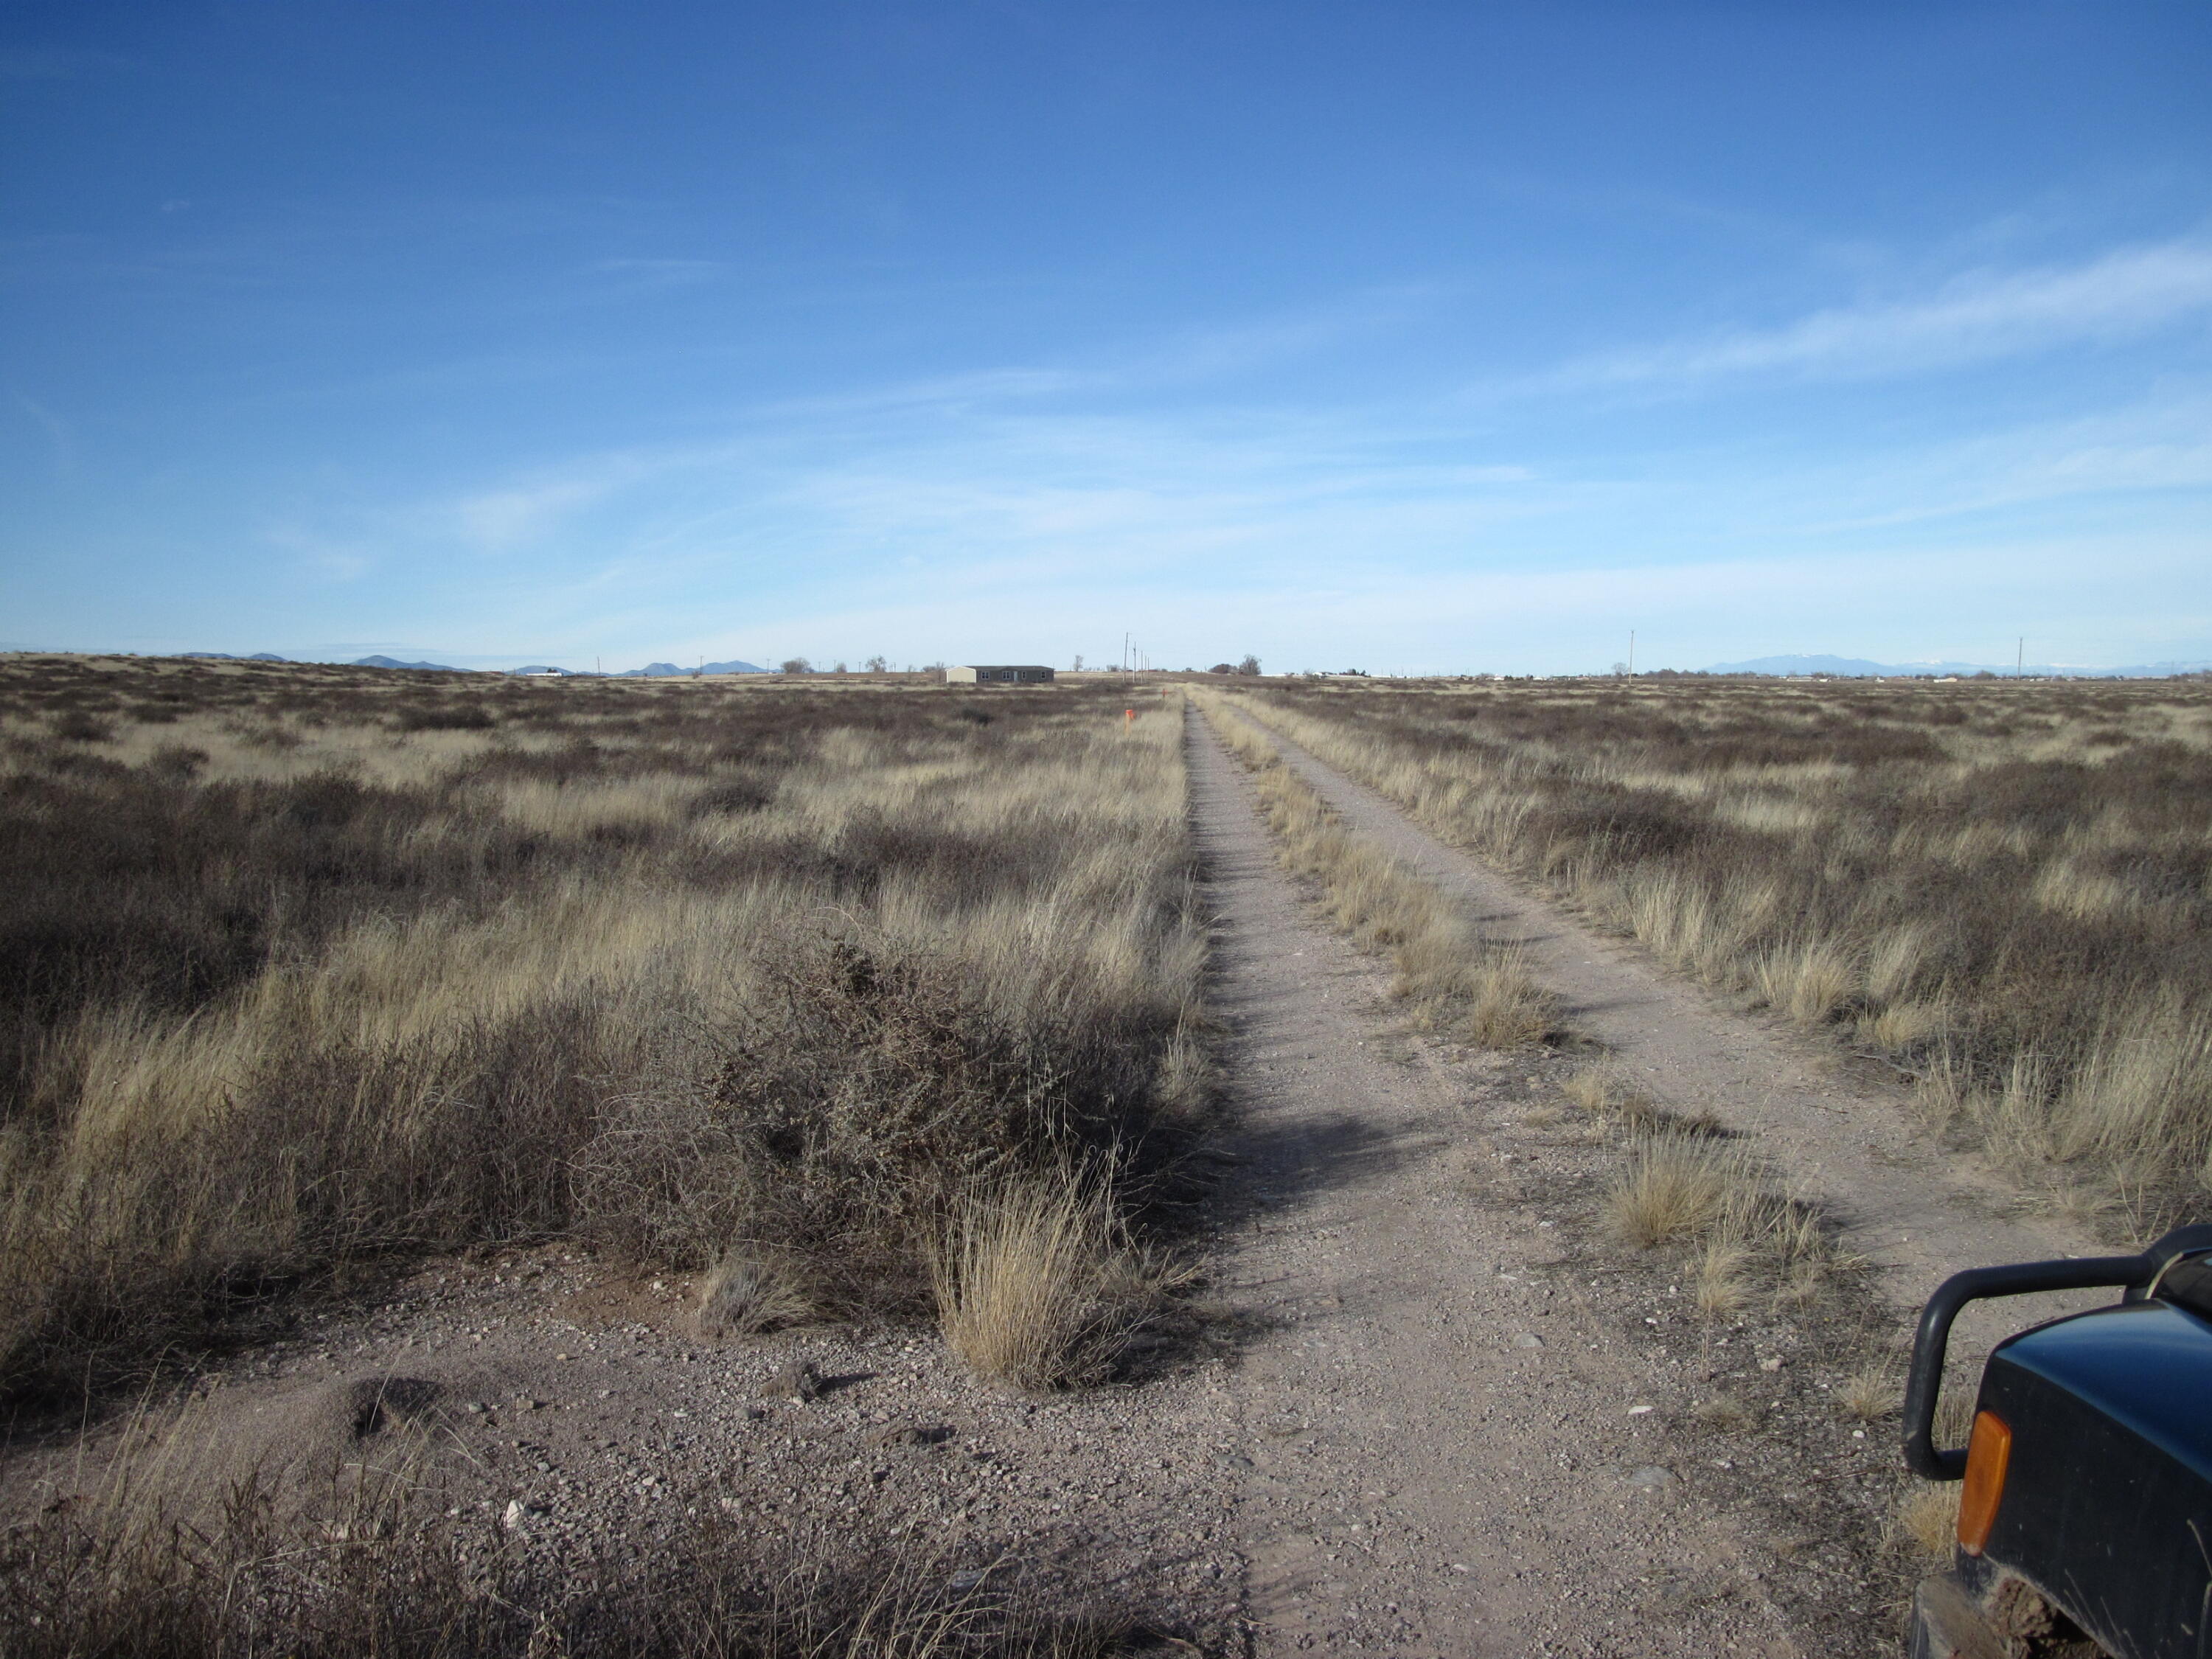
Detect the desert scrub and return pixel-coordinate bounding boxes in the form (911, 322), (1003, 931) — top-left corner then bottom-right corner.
(1221, 676), (2212, 1220)
(1194, 692), (1554, 1048)
(0, 658), (1208, 1403)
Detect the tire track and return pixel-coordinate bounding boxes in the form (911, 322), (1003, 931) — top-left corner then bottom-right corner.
(1191, 706), (1804, 1657)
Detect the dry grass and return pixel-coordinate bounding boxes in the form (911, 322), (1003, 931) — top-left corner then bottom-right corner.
(1891, 1482), (1963, 1561)
(1563, 1062), (1728, 1135)
(933, 1175), (1174, 1390)
(698, 1249), (815, 1338)
(1840, 1360), (1899, 1422)
(0, 658), (1211, 1405)
(1220, 675), (2212, 1222)
(1693, 1236), (1755, 1318)
(1196, 694), (1554, 1048)
(1606, 1128), (1839, 1321)
(1607, 1131), (1739, 1248)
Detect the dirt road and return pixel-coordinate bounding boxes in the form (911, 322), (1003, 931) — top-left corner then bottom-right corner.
(1219, 706), (2087, 1300)
(1189, 709), (1820, 1655)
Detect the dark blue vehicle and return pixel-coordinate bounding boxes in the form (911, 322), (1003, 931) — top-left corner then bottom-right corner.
(1902, 1224), (2212, 1659)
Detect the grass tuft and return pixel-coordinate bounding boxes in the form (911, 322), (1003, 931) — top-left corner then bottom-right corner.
(933, 1175), (1166, 1390)
(697, 1250), (813, 1337)
(1606, 1131), (1736, 1248)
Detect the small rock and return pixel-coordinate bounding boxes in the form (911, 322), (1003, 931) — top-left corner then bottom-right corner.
(1759, 1354), (1784, 1371)
(772, 1360), (821, 1402)
(1625, 1466), (1677, 1491)
(872, 1425), (952, 1448)
(1627, 1404), (1655, 1416)
(1514, 1333), (1544, 1349)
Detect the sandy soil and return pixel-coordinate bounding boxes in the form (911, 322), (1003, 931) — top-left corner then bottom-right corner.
(3, 702), (2104, 1655)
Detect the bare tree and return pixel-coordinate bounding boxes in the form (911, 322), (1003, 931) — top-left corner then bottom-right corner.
(779, 657), (811, 675)
(1071, 653), (1085, 671)
(864, 655), (887, 673)
(1237, 653), (1261, 676)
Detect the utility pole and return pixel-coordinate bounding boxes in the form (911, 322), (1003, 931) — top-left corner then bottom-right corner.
(2017, 637), (2024, 678)
(1629, 630), (1635, 676)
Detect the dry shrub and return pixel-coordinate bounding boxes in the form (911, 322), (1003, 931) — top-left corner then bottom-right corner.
(581, 934), (1194, 1324)
(1566, 1063), (1727, 1135)
(1694, 1393), (1756, 1433)
(933, 1175), (1168, 1390)
(1562, 1065), (1615, 1115)
(1750, 936), (1857, 1026)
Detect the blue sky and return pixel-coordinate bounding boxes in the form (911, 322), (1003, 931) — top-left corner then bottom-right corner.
(4, 3), (2210, 674)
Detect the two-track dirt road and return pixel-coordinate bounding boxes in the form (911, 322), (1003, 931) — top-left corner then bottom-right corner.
(1183, 700), (2086, 1656)
(1190, 709), (1801, 1655)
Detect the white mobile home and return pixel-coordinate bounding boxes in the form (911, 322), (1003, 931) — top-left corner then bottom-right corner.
(944, 665), (1055, 685)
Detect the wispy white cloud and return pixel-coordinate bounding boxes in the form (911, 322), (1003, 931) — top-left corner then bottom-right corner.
(1546, 239), (2212, 391)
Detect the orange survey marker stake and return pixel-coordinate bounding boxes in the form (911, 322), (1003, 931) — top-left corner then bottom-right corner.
(1124, 707), (1134, 723)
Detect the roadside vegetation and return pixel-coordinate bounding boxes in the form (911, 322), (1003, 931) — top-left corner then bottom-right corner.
(0, 655), (1208, 1408)
(1219, 675), (2212, 1229)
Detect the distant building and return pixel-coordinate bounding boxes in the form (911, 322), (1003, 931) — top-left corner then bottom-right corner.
(944, 664), (1055, 685)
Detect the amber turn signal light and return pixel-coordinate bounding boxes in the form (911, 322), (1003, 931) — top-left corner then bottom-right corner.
(1957, 1409), (2013, 1556)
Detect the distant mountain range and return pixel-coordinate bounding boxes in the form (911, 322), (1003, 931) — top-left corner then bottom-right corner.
(1703, 653), (2212, 679)
(178, 651), (291, 662)
(352, 654), (457, 670)
(615, 660), (765, 676)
